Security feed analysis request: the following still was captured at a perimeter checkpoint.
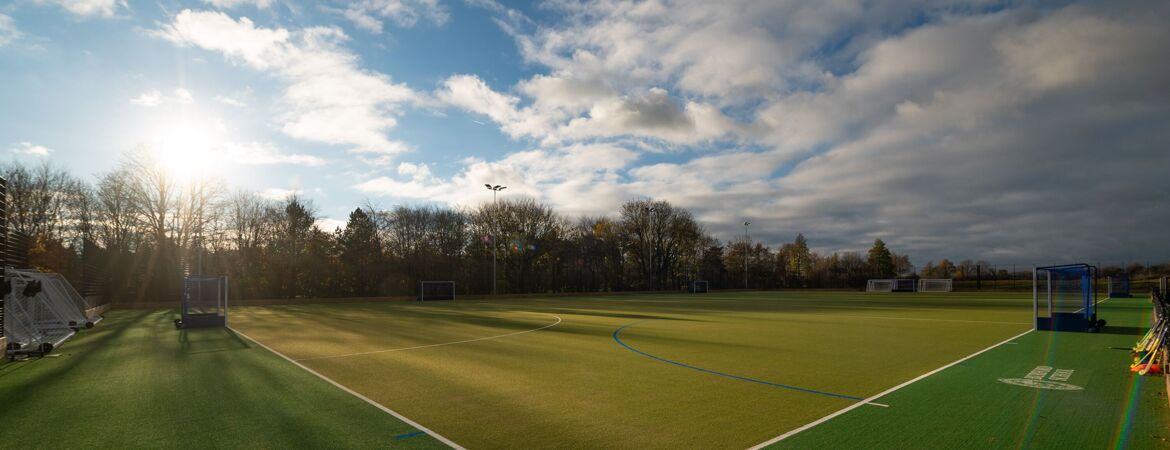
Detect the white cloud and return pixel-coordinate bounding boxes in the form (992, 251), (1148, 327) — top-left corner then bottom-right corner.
(429, 1), (1170, 263)
(153, 10), (419, 157)
(219, 142), (326, 166)
(0, 14), (22, 47)
(215, 95), (247, 107)
(39, 0), (126, 18)
(257, 188), (299, 200)
(130, 88), (196, 107)
(342, 0), (448, 34)
(437, 74), (740, 145)
(356, 143), (639, 217)
(316, 218), (348, 232)
(129, 90), (162, 106)
(9, 142), (52, 157)
(202, 0), (273, 9)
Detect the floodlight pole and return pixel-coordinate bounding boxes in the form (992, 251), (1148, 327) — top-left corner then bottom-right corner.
(485, 184), (506, 295)
(744, 221), (751, 290)
(646, 205), (657, 291)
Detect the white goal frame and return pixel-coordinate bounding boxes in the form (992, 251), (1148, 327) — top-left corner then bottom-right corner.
(4, 272), (77, 356)
(690, 280), (709, 293)
(866, 279), (895, 292)
(917, 278), (954, 292)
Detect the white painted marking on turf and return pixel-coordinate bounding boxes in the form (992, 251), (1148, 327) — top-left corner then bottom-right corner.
(296, 313), (562, 361)
(230, 327), (466, 450)
(811, 313), (1030, 326)
(746, 328), (1035, 449)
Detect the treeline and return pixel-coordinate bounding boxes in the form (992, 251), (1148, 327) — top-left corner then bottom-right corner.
(2, 152), (913, 302)
(21, 151), (1150, 303)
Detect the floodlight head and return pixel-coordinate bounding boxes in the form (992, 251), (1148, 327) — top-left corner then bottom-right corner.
(499, 186), (507, 190)
(484, 184), (492, 189)
(744, 221), (751, 226)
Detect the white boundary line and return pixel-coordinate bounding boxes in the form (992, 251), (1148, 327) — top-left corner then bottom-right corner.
(746, 327), (1034, 449)
(230, 326), (467, 450)
(298, 313), (562, 361)
(816, 314), (1029, 326)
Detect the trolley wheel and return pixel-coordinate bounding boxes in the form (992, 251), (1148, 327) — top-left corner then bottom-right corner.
(174, 319), (183, 329)
(1097, 319), (1107, 329)
(39, 343), (54, 355)
(85, 322), (95, 329)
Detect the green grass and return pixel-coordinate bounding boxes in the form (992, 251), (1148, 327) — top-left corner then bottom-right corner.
(230, 291), (1038, 449)
(769, 296), (1170, 450)
(0, 309), (446, 449)
(2, 291), (1164, 449)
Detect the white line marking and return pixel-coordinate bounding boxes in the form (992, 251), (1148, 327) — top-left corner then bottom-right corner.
(746, 328), (1034, 449)
(296, 313), (562, 361)
(230, 326), (467, 450)
(865, 402), (889, 408)
(821, 314), (1030, 325)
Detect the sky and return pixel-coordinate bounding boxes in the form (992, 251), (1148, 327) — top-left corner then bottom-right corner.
(0, 0), (1167, 266)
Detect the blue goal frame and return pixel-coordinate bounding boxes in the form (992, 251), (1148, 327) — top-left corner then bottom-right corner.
(1034, 264), (1102, 332)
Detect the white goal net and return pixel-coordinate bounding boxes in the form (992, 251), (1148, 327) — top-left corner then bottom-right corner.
(866, 279), (895, 292)
(917, 278), (954, 292)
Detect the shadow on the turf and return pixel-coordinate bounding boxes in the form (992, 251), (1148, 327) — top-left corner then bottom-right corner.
(179, 326), (252, 354)
(1095, 326), (1146, 336)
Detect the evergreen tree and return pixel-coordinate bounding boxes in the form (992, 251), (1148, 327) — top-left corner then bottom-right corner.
(867, 239), (896, 278)
(338, 208), (383, 296)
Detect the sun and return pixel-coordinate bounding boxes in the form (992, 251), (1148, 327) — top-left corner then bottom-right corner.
(149, 119), (220, 181)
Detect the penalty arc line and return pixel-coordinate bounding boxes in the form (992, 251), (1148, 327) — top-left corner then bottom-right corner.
(230, 326), (467, 450)
(297, 313), (563, 361)
(746, 327), (1035, 449)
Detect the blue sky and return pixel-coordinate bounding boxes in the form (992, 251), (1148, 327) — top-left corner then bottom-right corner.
(1, 0), (1168, 265)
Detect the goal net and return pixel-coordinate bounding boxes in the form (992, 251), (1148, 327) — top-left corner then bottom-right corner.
(1034, 264), (1102, 331)
(1108, 276), (1131, 298)
(4, 273), (76, 356)
(866, 279), (894, 292)
(917, 279), (953, 292)
(418, 281), (455, 301)
(689, 280), (709, 293)
(8, 270), (100, 328)
(178, 276), (228, 328)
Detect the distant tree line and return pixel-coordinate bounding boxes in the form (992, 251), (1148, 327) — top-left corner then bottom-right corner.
(3, 153), (1166, 303)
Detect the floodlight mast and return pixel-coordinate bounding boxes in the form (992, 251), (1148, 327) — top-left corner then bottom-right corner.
(744, 221), (751, 289)
(646, 204), (657, 291)
(485, 184), (506, 295)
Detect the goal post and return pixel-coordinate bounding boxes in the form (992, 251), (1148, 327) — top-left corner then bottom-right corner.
(418, 281), (455, 301)
(917, 279), (953, 292)
(1108, 275), (1132, 298)
(176, 276), (228, 329)
(866, 279), (895, 292)
(4, 273), (76, 357)
(689, 280), (709, 293)
(1034, 264), (1104, 332)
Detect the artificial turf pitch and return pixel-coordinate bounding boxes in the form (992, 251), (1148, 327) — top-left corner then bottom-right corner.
(0, 291), (1166, 449)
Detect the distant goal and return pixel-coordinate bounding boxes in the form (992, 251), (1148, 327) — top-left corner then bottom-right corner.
(917, 279), (953, 292)
(418, 281), (455, 301)
(689, 280), (709, 293)
(866, 279), (916, 292)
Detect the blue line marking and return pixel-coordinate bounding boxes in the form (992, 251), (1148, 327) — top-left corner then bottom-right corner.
(395, 431), (427, 440)
(612, 321), (865, 401)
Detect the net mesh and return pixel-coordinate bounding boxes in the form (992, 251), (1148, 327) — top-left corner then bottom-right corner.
(184, 277), (226, 316)
(917, 279), (953, 292)
(418, 281), (455, 300)
(867, 279), (894, 292)
(1035, 265), (1095, 320)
